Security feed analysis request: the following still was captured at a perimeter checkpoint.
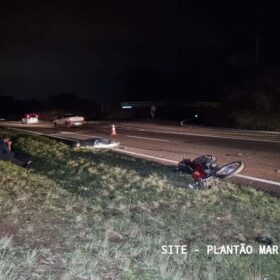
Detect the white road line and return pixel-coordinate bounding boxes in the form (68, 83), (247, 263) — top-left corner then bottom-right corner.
(63, 131), (100, 138)
(113, 148), (280, 187)
(7, 128), (79, 142)
(74, 130), (170, 142)
(62, 129), (95, 134)
(118, 126), (280, 144)
(126, 135), (170, 142)
(7, 128), (45, 135)
(119, 122), (280, 136)
(114, 148), (178, 164)
(236, 174), (280, 186)
(5, 127), (280, 187)
(63, 130), (168, 143)
(48, 134), (79, 142)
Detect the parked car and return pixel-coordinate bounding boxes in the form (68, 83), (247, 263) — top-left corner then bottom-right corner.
(22, 113), (39, 124)
(53, 113), (84, 127)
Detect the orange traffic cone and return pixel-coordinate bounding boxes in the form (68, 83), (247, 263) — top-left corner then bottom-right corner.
(111, 124), (117, 136)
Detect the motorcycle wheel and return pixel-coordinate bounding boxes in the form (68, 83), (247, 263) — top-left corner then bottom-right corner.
(214, 161), (244, 179)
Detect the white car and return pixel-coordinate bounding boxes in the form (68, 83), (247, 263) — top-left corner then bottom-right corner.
(53, 113), (84, 127)
(22, 113), (39, 124)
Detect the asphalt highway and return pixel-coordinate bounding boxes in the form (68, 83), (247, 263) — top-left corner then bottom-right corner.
(1, 120), (280, 193)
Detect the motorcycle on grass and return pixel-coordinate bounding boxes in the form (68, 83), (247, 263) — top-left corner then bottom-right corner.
(177, 155), (244, 189)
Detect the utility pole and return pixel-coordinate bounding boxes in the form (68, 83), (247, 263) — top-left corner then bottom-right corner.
(255, 34), (261, 67)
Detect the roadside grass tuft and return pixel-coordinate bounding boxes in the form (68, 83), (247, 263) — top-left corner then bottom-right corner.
(0, 129), (279, 279)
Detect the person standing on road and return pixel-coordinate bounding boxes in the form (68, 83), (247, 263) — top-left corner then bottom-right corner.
(151, 104), (156, 119)
(0, 137), (31, 167)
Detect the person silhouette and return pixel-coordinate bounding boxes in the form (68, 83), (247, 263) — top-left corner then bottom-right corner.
(0, 137), (32, 167)
(151, 104), (156, 119)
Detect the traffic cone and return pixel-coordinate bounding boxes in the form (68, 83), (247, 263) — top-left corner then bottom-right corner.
(111, 124), (117, 136)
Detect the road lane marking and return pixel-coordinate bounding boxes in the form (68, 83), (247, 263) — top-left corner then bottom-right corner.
(59, 131), (169, 143)
(7, 128), (45, 135)
(117, 126), (280, 144)
(74, 130), (170, 142)
(5, 127), (280, 187)
(67, 129), (96, 134)
(113, 148), (280, 187)
(63, 131), (101, 138)
(119, 122), (280, 136)
(114, 148), (178, 163)
(126, 135), (170, 142)
(236, 174), (280, 186)
(6, 128), (80, 142)
(48, 134), (80, 142)
(5, 122), (279, 143)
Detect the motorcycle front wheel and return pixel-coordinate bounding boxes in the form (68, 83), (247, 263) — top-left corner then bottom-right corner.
(214, 161), (244, 179)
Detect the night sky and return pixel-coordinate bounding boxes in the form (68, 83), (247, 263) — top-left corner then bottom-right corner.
(0, 2), (279, 103)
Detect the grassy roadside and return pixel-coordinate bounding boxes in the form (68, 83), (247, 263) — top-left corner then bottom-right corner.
(0, 129), (280, 279)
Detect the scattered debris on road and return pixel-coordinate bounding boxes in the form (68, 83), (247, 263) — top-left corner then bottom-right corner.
(225, 152), (243, 157)
(74, 138), (120, 149)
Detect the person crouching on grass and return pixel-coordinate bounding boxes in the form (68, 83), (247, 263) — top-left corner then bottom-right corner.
(0, 137), (32, 168)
